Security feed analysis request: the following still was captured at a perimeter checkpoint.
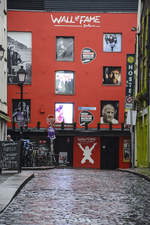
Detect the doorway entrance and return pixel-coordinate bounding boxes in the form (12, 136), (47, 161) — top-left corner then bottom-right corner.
(55, 136), (73, 166)
(100, 137), (119, 169)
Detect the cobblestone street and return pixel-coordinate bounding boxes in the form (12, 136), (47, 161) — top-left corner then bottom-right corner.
(0, 169), (150, 225)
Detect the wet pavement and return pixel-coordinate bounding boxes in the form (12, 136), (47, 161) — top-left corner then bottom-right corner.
(0, 168), (150, 225)
(0, 170), (34, 214)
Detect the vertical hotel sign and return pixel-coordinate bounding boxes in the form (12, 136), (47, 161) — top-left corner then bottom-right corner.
(125, 54), (135, 109)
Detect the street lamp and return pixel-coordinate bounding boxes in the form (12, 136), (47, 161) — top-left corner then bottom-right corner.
(0, 45), (5, 60)
(16, 66), (27, 173)
(17, 66), (26, 134)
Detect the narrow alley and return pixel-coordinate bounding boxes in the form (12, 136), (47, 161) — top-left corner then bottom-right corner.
(0, 169), (150, 225)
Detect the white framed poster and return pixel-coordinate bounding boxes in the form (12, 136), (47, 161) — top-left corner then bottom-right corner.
(55, 103), (74, 123)
(103, 33), (122, 52)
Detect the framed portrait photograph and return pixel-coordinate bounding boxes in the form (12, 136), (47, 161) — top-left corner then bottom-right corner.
(103, 33), (122, 52)
(56, 37), (74, 61)
(12, 99), (31, 123)
(103, 66), (121, 85)
(55, 103), (74, 123)
(100, 101), (119, 124)
(55, 71), (74, 95)
(7, 31), (32, 84)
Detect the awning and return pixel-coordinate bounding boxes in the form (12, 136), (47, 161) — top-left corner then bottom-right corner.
(0, 112), (11, 122)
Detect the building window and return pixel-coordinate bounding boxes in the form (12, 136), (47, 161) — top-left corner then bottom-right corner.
(56, 37), (74, 61)
(100, 101), (119, 124)
(55, 103), (74, 123)
(55, 71), (74, 95)
(103, 33), (122, 52)
(103, 66), (121, 85)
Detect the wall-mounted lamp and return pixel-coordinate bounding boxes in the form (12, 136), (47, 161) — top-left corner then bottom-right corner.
(0, 45), (5, 60)
(131, 27), (137, 32)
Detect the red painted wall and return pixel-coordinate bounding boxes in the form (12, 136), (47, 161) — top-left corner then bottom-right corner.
(7, 11), (137, 129)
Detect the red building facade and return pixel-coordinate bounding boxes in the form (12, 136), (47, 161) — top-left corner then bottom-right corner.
(7, 11), (137, 169)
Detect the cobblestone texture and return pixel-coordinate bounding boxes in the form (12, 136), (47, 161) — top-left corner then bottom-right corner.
(0, 169), (150, 225)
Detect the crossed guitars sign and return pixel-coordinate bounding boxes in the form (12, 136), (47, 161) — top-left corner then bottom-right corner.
(78, 143), (97, 164)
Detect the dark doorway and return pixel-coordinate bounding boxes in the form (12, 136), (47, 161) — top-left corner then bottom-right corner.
(55, 136), (74, 166)
(100, 137), (119, 169)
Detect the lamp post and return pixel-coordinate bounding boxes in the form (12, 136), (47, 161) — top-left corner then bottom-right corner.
(17, 66), (26, 173)
(17, 66), (26, 134)
(0, 45), (5, 60)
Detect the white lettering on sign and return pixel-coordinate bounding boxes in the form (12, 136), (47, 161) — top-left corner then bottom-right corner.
(50, 14), (101, 28)
(128, 71), (134, 76)
(128, 65), (134, 70)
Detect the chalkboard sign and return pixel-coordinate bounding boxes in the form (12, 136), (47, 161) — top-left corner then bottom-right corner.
(0, 141), (21, 173)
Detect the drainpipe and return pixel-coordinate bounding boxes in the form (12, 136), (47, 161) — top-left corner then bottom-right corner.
(149, 106), (150, 168)
(149, 71), (150, 168)
(130, 110), (134, 168)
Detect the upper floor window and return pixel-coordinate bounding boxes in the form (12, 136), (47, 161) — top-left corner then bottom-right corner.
(103, 33), (122, 52)
(56, 37), (74, 61)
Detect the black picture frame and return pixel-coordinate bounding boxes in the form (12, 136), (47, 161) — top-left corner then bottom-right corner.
(100, 101), (119, 124)
(56, 37), (74, 61)
(103, 66), (121, 85)
(55, 71), (74, 95)
(12, 99), (31, 123)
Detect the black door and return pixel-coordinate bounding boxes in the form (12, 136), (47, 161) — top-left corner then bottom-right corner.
(100, 137), (119, 169)
(55, 136), (73, 166)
